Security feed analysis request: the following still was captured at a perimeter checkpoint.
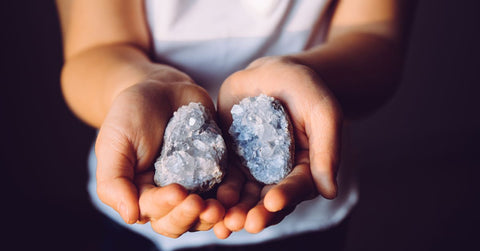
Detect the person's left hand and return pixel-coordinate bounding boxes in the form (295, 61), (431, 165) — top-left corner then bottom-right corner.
(213, 56), (343, 238)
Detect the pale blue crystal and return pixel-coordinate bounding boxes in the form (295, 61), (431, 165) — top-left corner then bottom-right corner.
(229, 94), (294, 184)
(154, 103), (226, 192)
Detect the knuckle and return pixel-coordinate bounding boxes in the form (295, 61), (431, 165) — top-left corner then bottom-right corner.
(181, 205), (202, 219)
(199, 214), (218, 226)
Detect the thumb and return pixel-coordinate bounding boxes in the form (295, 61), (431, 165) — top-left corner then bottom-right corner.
(95, 126), (140, 224)
(306, 100), (342, 199)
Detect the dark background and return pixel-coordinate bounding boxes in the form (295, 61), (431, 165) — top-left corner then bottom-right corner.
(1, 0), (479, 250)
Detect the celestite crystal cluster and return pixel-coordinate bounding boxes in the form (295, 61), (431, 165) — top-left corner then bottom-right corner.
(229, 94), (294, 184)
(153, 103), (226, 192)
(154, 95), (294, 192)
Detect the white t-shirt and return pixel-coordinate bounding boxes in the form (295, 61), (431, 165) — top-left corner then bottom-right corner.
(87, 1), (358, 250)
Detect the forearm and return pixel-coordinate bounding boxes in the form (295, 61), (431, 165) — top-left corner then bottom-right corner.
(289, 32), (404, 118)
(61, 44), (190, 127)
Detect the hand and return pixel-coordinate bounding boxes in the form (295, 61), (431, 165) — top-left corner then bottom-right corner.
(213, 56), (342, 238)
(95, 72), (224, 238)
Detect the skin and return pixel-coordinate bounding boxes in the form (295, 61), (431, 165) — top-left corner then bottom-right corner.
(56, 0), (416, 239)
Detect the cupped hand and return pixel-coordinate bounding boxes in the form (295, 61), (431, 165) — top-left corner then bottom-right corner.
(95, 72), (224, 238)
(213, 56), (342, 238)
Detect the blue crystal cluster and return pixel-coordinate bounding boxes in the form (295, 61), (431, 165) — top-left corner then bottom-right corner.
(154, 103), (226, 192)
(229, 94), (294, 184)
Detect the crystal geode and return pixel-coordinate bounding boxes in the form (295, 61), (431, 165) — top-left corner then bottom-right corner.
(229, 94), (294, 184)
(154, 103), (226, 192)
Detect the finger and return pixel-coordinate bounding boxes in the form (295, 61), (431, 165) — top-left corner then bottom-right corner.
(217, 74), (257, 131)
(244, 202), (271, 234)
(217, 165), (245, 208)
(223, 181), (261, 232)
(190, 199), (225, 231)
(305, 100), (342, 199)
(263, 158), (316, 212)
(244, 202), (295, 234)
(213, 221), (232, 239)
(217, 77), (239, 126)
(96, 177), (139, 224)
(150, 194), (205, 238)
(137, 183), (188, 222)
(95, 128), (140, 224)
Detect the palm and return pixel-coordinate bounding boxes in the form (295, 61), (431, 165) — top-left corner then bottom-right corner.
(96, 81), (225, 237)
(215, 56), (341, 235)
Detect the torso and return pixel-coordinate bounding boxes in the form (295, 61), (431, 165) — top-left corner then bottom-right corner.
(88, 1), (358, 250)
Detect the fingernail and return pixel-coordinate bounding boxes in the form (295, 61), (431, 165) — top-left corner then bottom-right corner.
(119, 202), (131, 224)
(330, 179), (338, 199)
(318, 174), (337, 199)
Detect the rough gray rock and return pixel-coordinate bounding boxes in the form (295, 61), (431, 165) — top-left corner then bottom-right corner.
(229, 94), (294, 184)
(154, 103), (226, 192)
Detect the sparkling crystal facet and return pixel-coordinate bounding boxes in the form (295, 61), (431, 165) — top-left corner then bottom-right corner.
(154, 103), (226, 192)
(229, 94), (294, 184)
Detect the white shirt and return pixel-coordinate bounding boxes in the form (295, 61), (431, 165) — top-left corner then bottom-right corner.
(145, 0), (335, 101)
(87, 1), (358, 250)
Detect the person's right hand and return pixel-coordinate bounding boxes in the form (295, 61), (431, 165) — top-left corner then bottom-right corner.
(95, 69), (225, 238)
